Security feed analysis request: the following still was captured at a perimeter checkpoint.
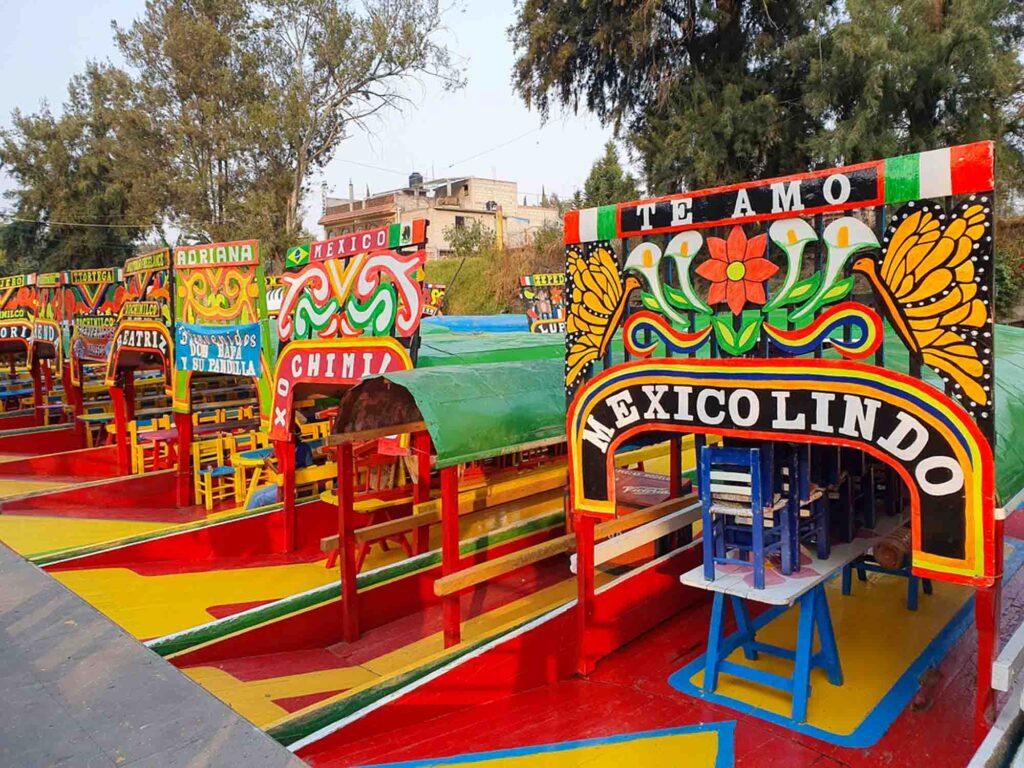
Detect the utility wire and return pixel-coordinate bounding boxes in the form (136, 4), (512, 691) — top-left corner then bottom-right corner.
(447, 128), (541, 169)
(0, 215), (157, 229)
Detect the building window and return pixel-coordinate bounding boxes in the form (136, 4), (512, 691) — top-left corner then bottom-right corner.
(455, 215), (465, 229)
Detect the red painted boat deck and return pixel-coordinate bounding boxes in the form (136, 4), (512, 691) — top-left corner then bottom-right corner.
(298, 510), (1024, 768)
(178, 555), (582, 729)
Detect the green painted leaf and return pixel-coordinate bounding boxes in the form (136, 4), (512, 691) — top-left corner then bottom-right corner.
(663, 284), (695, 310)
(640, 292), (662, 312)
(821, 275), (855, 304)
(711, 316), (738, 354)
(776, 273), (821, 307)
(735, 317), (763, 352)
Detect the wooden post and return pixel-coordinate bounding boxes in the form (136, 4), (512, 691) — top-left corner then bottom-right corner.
(275, 439), (296, 553)
(43, 361), (53, 419)
(65, 364), (85, 447)
(337, 442), (359, 642)
(413, 430), (432, 554)
(441, 465), (461, 647)
(123, 373), (136, 422)
(174, 410), (193, 508)
(575, 513), (596, 676)
(30, 357), (43, 426)
(110, 385), (130, 474)
(974, 515), (1005, 743)
(669, 436), (683, 497)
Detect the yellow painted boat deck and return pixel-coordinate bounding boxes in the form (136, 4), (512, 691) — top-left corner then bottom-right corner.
(186, 570), (604, 730)
(51, 489), (561, 641)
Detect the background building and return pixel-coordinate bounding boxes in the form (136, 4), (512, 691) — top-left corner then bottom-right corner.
(318, 174), (560, 259)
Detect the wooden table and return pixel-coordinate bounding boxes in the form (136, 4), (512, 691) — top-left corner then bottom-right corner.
(680, 513), (905, 722)
(231, 446), (275, 508)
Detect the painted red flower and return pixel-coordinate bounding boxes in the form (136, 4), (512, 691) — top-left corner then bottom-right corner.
(695, 226), (778, 316)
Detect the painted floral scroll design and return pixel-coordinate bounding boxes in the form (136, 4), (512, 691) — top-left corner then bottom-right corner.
(623, 216), (883, 357)
(277, 249), (426, 343)
(177, 266), (260, 325)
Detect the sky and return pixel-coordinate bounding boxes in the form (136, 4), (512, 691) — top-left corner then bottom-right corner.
(0, 0), (619, 235)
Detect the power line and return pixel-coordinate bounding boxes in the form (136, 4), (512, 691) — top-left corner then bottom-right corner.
(447, 128), (541, 169)
(331, 158), (409, 175)
(0, 214), (159, 229)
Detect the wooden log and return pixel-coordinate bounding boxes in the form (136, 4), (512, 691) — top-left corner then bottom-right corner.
(874, 526), (912, 570)
(433, 493), (697, 597)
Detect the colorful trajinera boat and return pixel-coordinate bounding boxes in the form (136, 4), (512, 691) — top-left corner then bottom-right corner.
(1, 141), (1022, 768)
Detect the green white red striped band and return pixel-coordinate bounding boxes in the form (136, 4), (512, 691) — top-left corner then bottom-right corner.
(564, 141), (994, 245)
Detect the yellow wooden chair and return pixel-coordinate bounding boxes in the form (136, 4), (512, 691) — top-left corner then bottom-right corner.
(127, 419), (162, 474)
(194, 408), (221, 426)
(192, 436), (234, 511)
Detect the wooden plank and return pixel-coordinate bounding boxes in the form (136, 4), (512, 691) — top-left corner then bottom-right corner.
(570, 503), (701, 573)
(324, 421), (427, 446)
(413, 464), (567, 519)
(993, 620), (1024, 692)
(434, 533), (576, 596)
(319, 465), (568, 552)
(433, 493), (697, 597)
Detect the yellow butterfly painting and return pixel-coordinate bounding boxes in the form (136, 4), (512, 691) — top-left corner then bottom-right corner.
(565, 244), (640, 391)
(852, 197), (993, 418)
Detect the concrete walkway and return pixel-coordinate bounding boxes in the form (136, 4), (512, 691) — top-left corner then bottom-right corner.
(0, 542), (305, 767)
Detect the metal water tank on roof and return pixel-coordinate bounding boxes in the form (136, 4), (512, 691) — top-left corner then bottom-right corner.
(409, 172), (424, 188)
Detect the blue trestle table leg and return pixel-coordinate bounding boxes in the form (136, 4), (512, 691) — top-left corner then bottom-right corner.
(907, 574), (919, 611)
(704, 592), (726, 693)
(730, 596), (758, 661)
(791, 588), (818, 723)
(814, 584), (843, 686)
(841, 564), (852, 595)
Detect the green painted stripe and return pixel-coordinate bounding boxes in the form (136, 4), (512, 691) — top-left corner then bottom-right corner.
(883, 152), (920, 204)
(31, 495), (317, 566)
(149, 511), (565, 657)
(268, 601), (566, 747)
(387, 223), (400, 247)
(596, 205), (618, 240)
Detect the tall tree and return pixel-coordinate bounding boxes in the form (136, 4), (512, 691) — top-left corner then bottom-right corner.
(804, 0), (1024, 208)
(114, 0), (285, 250)
(510, 0), (1024, 200)
(582, 141), (640, 206)
(0, 64), (157, 271)
(259, 0), (464, 239)
(112, 0), (463, 262)
(511, 0), (831, 194)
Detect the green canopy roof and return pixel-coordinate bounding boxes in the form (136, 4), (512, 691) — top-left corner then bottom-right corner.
(337, 358), (567, 468)
(416, 330), (563, 368)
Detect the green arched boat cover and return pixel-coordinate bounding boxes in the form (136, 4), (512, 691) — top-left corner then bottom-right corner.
(378, 358), (566, 469)
(416, 330), (563, 367)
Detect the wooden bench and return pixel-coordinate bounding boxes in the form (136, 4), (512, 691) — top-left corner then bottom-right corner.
(319, 463), (568, 557)
(435, 494), (697, 598)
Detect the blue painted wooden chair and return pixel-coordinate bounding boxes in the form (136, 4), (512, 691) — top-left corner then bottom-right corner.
(841, 554), (933, 610)
(700, 445), (796, 589)
(782, 447), (830, 561)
